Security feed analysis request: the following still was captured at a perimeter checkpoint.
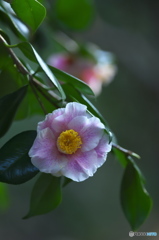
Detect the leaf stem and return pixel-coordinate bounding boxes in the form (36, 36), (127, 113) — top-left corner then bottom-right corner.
(112, 143), (141, 159)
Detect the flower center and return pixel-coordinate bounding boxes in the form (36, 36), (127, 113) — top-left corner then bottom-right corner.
(57, 129), (82, 154)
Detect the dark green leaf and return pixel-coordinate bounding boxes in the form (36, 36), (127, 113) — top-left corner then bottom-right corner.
(0, 131), (39, 184)
(11, 0), (46, 32)
(24, 173), (62, 218)
(49, 65), (94, 96)
(55, 0), (95, 30)
(121, 160), (153, 230)
(0, 85), (28, 138)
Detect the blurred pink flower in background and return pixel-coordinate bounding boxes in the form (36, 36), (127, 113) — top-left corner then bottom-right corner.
(29, 102), (112, 182)
(47, 49), (117, 95)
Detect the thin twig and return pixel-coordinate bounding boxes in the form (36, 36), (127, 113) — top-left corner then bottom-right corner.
(112, 143), (140, 159)
(0, 34), (29, 75)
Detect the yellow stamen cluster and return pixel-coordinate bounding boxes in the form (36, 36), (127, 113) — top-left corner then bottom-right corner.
(57, 129), (82, 154)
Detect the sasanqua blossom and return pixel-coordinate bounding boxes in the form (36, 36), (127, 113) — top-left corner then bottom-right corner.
(29, 102), (112, 182)
(47, 50), (117, 95)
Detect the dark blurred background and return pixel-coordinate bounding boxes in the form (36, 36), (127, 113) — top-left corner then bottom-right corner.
(0, 0), (159, 239)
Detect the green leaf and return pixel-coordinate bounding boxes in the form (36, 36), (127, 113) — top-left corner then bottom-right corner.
(11, 0), (46, 32)
(24, 173), (62, 219)
(0, 85), (28, 138)
(113, 148), (128, 168)
(0, 6), (29, 40)
(55, 0), (95, 30)
(121, 160), (153, 230)
(0, 131), (39, 184)
(0, 130), (39, 184)
(49, 65), (94, 96)
(9, 42), (66, 100)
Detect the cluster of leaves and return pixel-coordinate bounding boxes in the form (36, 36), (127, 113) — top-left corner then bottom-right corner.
(0, 0), (152, 230)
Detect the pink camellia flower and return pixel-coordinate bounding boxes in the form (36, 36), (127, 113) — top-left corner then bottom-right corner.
(47, 51), (117, 96)
(29, 102), (112, 182)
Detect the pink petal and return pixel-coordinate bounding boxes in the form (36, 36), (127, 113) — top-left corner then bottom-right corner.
(61, 150), (98, 182)
(65, 102), (87, 122)
(52, 102), (88, 133)
(80, 117), (105, 152)
(95, 133), (112, 167)
(29, 128), (67, 174)
(38, 108), (65, 132)
(68, 116), (88, 132)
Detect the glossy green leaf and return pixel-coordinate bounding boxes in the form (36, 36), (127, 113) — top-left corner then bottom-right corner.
(0, 131), (39, 184)
(11, 0), (46, 32)
(0, 183), (9, 211)
(10, 42), (66, 100)
(121, 160), (152, 230)
(49, 65), (94, 96)
(55, 0), (95, 30)
(0, 6), (29, 40)
(0, 85), (28, 138)
(24, 173), (62, 219)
